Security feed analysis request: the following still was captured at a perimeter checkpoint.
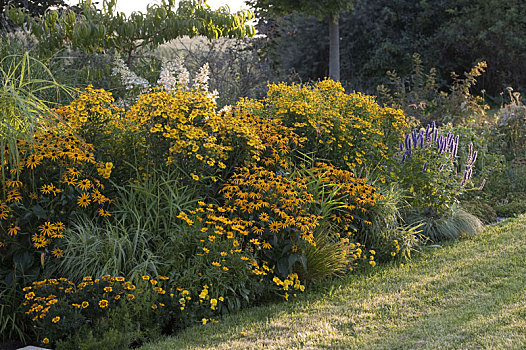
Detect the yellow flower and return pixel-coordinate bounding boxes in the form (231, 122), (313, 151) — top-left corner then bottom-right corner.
(42, 338), (50, 344)
(77, 179), (92, 191)
(202, 318), (207, 325)
(77, 193), (91, 208)
(51, 248), (63, 258)
(191, 173), (199, 181)
(52, 316), (60, 323)
(98, 299), (109, 308)
(81, 301), (89, 308)
(142, 275), (150, 280)
(369, 260), (376, 267)
(104, 286), (112, 293)
(7, 224), (20, 236)
(38, 222), (56, 237)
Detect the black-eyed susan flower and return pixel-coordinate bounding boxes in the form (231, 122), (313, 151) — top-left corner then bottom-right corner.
(98, 299), (109, 308)
(7, 224), (20, 236)
(77, 193), (91, 208)
(38, 222), (56, 237)
(51, 248), (63, 258)
(77, 179), (92, 191)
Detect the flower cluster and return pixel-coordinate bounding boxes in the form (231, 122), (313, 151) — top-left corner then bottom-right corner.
(262, 79), (408, 170)
(272, 273), (305, 300)
(0, 126), (112, 253)
(54, 85), (125, 132)
(23, 274), (175, 346)
(309, 162), (381, 234)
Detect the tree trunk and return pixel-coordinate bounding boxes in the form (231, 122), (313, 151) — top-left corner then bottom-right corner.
(328, 13), (340, 81)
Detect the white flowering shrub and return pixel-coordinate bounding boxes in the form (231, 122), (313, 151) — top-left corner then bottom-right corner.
(111, 55), (219, 106)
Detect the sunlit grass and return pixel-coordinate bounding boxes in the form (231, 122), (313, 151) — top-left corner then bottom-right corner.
(141, 215), (526, 349)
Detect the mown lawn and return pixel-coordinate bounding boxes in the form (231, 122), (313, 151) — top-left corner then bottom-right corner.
(141, 215), (526, 350)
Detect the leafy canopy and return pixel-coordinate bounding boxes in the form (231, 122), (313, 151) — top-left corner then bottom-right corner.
(247, 0), (353, 19)
(7, 0), (255, 62)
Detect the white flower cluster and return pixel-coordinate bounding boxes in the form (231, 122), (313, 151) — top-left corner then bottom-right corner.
(111, 56), (150, 91)
(112, 55), (217, 104)
(157, 57), (190, 91)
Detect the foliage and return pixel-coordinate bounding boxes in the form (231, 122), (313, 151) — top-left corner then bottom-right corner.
(7, 0), (255, 64)
(0, 0), (66, 31)
(377, 55), (490, 125)
(247, 0), (353, 18)
(460, 200), (497, 225)
(356, 183), (422, 261)
(496, 88), (526, 159)
(0, 51), (73, 183)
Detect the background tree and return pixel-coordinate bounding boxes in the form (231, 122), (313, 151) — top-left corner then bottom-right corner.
(253, 0), (526, 98)
(1, 0), (67, 30)
(247, 0), (353, 81)
(7, 0), (255, 65)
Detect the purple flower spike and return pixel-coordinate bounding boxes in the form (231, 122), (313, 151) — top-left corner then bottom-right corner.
(467, 168), (473, 180)
(452, 142), (458, 157)
(471, 151), (478, 165)
(439, 164), (445, 172)
(433, 129), (438, 142)
(400, 142), (404, 151)
(405, 134), (411, 150)
(422, 162), (428, 173)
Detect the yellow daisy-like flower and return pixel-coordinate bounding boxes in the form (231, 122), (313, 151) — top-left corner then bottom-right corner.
(77, 179), (92, 191)
(191, 173), (199, 181)
(25, 156), (41, 169)
(81, 301), (89, 308)
(77, 193), (91, 208)
(98, 299), (109, 308)
(7, 224), (20, 236)
(128, 294), (135, 300)
(51, 248), (63, 258)
(52, 316), (60, 323)
(104, 286), (112, 293)
(259, 212), (270, 222)
(38, 222), (56, 237)
(42, 338), (49, 344)
(268, 221), (281, 233)
(98, 208), (111, 217)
